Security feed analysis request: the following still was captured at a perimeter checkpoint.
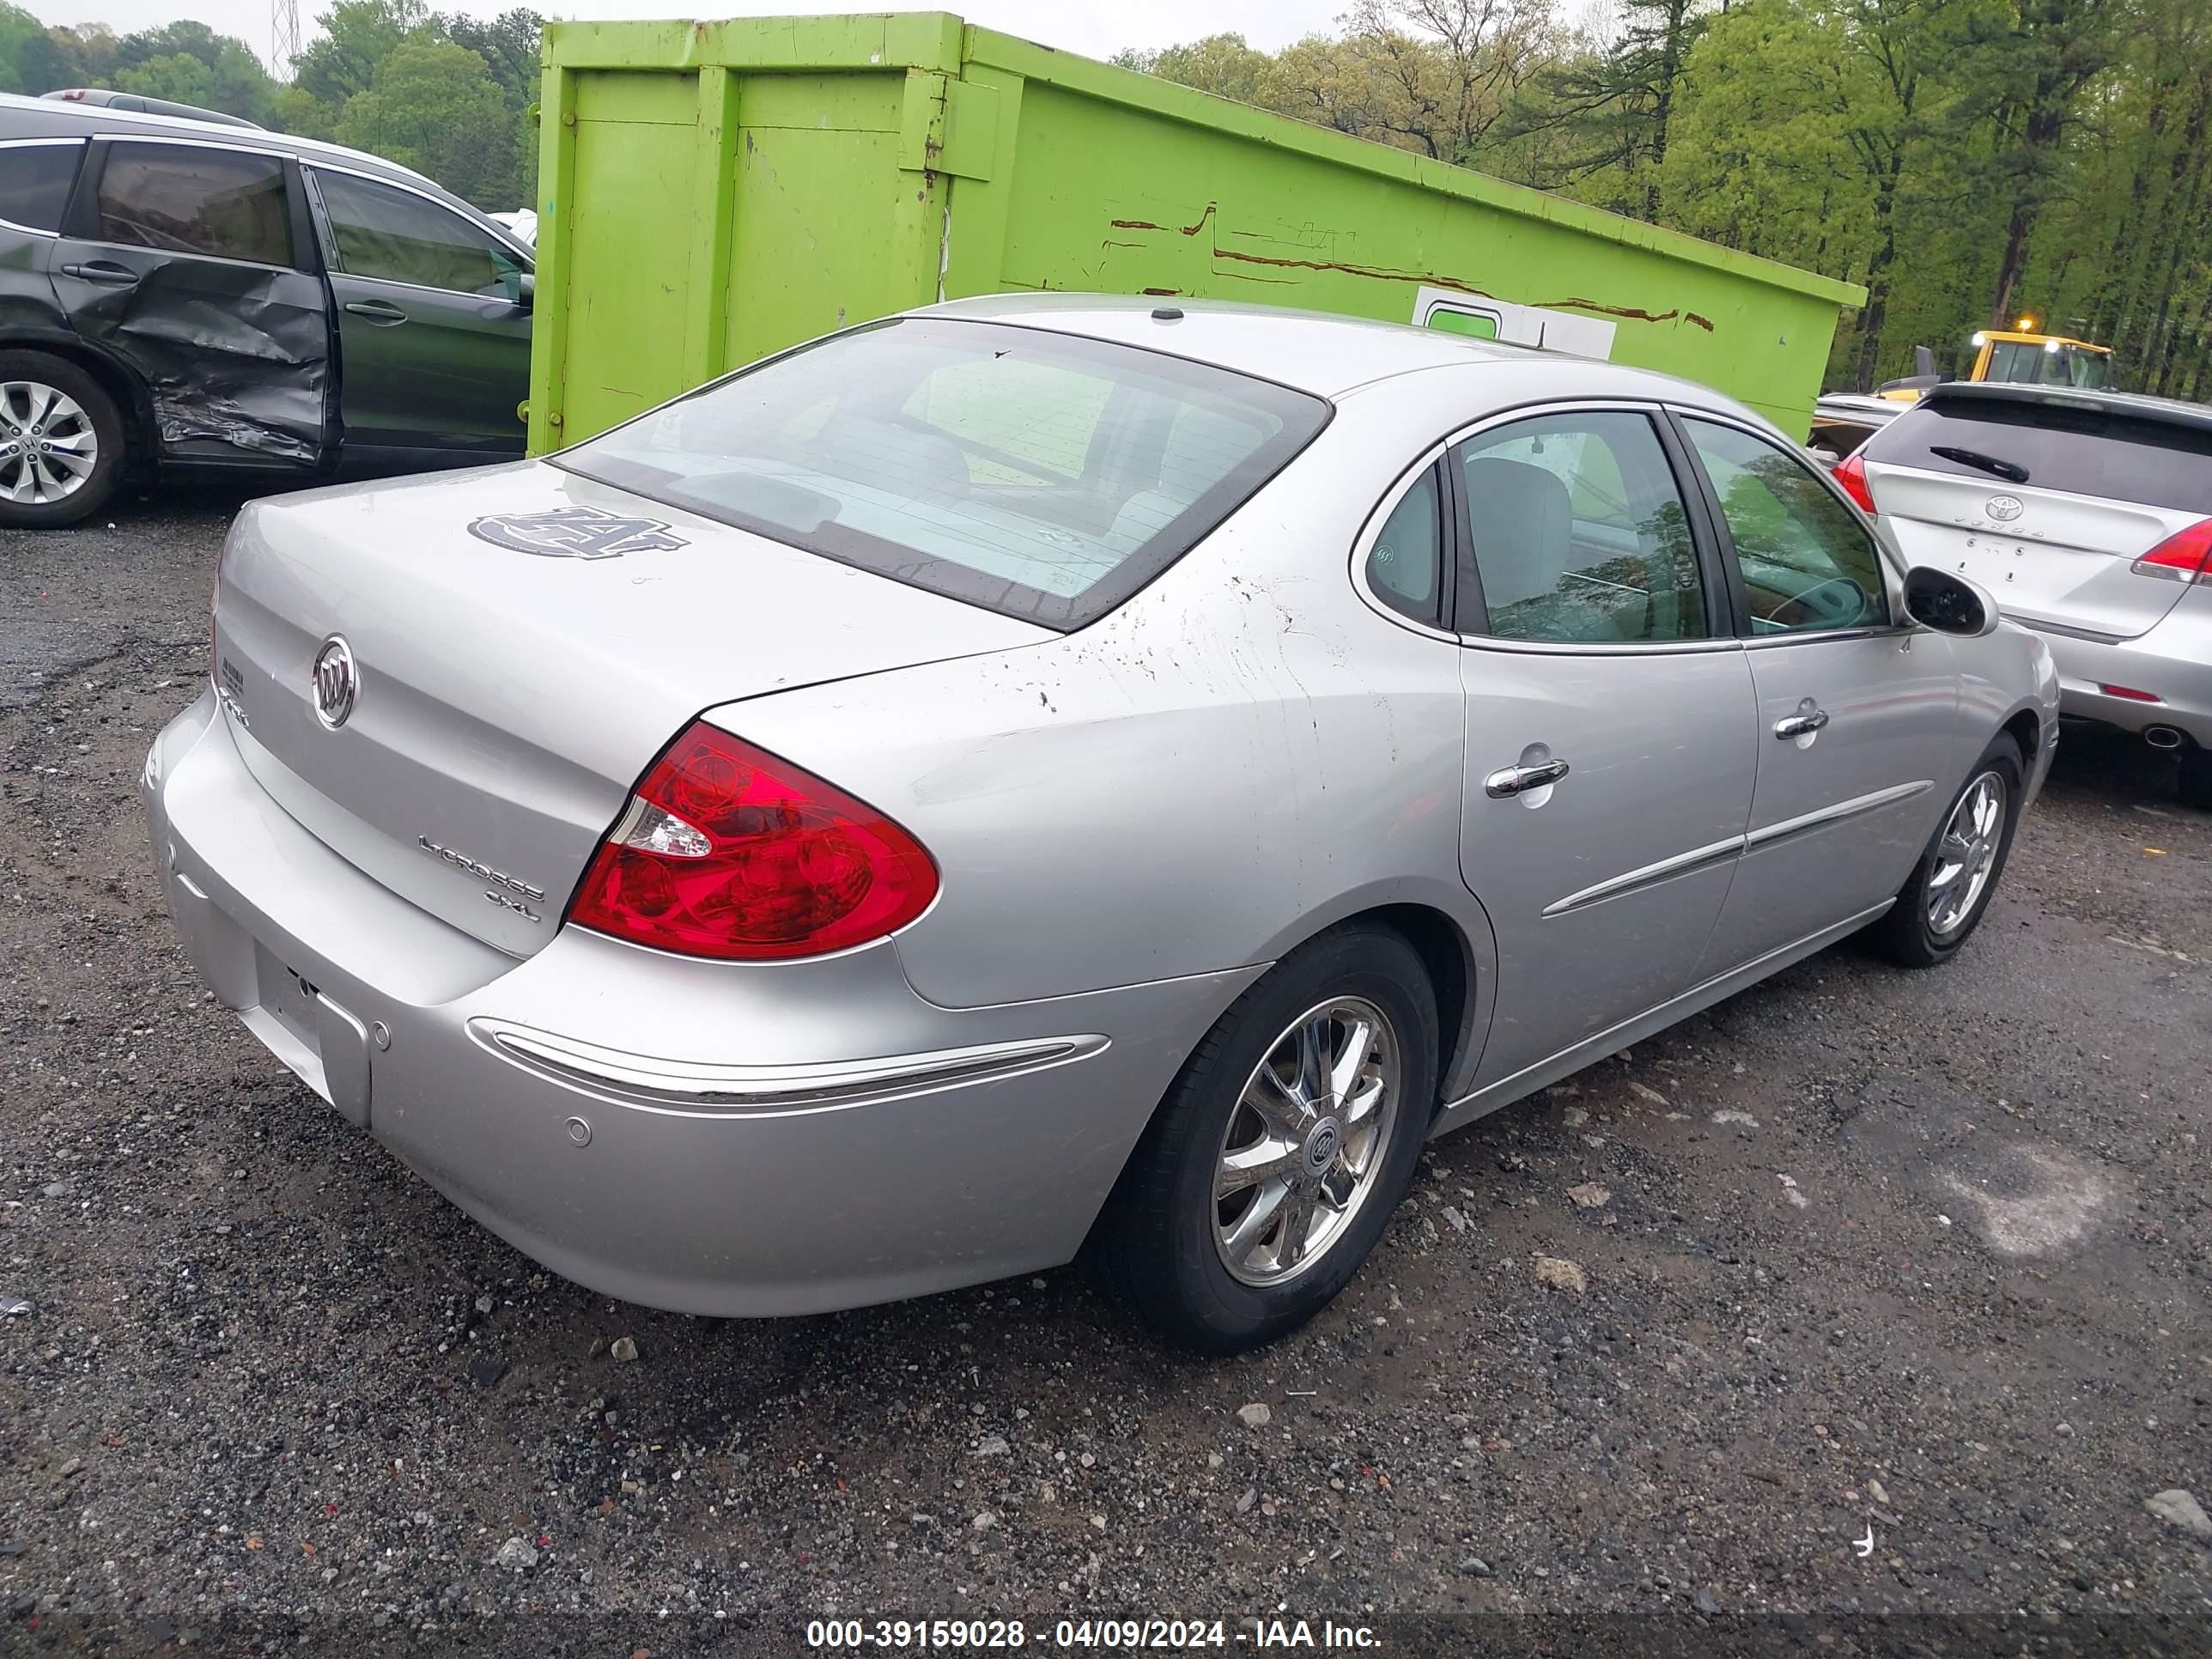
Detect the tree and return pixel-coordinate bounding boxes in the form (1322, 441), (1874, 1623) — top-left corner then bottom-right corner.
(294, 0), (430, 108)
(110, 22), (275, 121)
(442, 7), (542, 110)
(0, 1), (43, 94)
(1110, 33), (1273, 107)
(334, 38), (520, 205)
(1947, 0), (2123, 326)
(1512, 0), (1715, 217)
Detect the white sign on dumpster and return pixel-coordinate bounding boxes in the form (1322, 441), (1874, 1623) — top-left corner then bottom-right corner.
(1411, 285), (1617, 360)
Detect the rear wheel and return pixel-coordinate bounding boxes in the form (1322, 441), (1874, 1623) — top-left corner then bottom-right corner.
(0, 351), (125, 530)
(1869, 733), (2023, 967)
(1091, 924), (1437, 1353)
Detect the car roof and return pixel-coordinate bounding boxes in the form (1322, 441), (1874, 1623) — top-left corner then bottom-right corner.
(1920, 380), (2212, 434)
(0, 89), (447, 204)
(917, 291), (1759, 415)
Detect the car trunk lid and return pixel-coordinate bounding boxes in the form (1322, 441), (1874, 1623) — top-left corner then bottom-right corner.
(1861, 387), (2212, 641)
(211, 461), (1052, 957)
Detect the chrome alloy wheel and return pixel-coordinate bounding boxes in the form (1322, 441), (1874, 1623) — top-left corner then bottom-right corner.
(0, 380), (100, 506)
(1213, 996), (1401, 1286)
(1927, 769), (2007, 937)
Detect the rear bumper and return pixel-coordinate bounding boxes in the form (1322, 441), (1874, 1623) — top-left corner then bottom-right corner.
(145, 690), (1257, 1316)
(2026, 596), (2212, 747)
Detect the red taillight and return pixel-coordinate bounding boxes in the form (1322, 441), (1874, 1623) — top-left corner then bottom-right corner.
(2099, 684), (2162, 702)
(1832, 451), (1877, 514)
(2130, 518), (2212, 584)
(566, 721), (937, 960)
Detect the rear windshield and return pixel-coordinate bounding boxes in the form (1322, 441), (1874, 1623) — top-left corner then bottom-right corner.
(554, 318), (1331, 629)
(1864, 397), (2212, 515)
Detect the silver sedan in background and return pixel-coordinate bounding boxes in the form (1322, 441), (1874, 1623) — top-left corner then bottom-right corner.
(145, 297), (2057, 1352)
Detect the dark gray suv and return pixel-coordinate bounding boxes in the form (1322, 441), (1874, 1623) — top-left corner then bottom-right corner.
(0, 91), (533, 528)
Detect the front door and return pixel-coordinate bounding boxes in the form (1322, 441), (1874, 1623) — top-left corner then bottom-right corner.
(1676, 413), (1978, 971)
(1449, 407), (1760, 1090)
(51, 137), (330, 468)
(305, 167), (531, 467)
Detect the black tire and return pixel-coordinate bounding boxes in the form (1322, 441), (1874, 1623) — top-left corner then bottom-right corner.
(1090, 923), (1438, 1354)
(1869, 733), (2025, 968)
(2179, 745), (2212, 812)
(0, 349), (126, 530)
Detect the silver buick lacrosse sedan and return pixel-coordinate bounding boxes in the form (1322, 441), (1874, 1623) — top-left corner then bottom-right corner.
(146, 295), (2058, 1351)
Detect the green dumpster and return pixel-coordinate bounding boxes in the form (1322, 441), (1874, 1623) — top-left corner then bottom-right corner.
(526, 12), (1864, 454)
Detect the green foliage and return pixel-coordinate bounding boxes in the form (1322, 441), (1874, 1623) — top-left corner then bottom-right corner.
(0, 1), (46, 94)
(333, 38), (520, 205)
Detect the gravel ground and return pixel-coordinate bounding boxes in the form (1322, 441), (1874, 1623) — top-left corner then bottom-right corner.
(3, 486), (2209, 1656)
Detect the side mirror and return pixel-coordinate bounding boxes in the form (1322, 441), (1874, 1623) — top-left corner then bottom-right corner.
(514, 271), (535, 311)
(1904, 566), (2001, 637)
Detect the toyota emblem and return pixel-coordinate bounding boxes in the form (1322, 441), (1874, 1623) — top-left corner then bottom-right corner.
(1985, 495), (2024, 522)
(311, 636), (358, 730)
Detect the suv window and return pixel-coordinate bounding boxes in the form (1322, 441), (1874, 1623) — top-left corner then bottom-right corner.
(1682, 417), (1889, 635)
(1453, 411), (1706, 643)
(94, 144), (291, 265)
(1863, 396), (2212, 516)
(0, 143), (83, 234)
(1365, 465), (1443, 625)
(313, 169), (525, 299)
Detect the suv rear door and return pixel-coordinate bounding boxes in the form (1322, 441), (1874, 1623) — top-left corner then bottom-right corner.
(1860, 387), (2212, 641)
(50, 136), (331, 469)
(0, 137), (85, 332)
(303, 165), (532, 468)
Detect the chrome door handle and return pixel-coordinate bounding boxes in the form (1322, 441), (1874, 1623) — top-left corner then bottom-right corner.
(343, 300), (409, 324)
(1485, 757), (1571, 799)
(1773, 708), (1831, 739)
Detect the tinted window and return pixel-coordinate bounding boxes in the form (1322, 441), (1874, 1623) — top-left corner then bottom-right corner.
(1863, 397), (2212, 516)
(558, 318), (1331, 631)
(1455, 411), (1705, 643)
(313, 170), (524, 298)
(94, 145), (290, 265)
(0, 143), (82, 234)
(1682, 417), (1888, 635)
(1365, 465), (1443, 624)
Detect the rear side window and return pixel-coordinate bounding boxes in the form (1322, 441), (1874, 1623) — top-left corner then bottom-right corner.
(94, 144), (291, 266)
(1365, 465), (1443, 624)
(558, 318), (1332, 630)
(0, 143), (83, 234)
(312, 169), (525, 298)
(1865, 398), (2212, 516)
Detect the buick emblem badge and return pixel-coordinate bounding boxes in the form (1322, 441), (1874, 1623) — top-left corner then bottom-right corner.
(1985, 495), (2024, 522)
(467, 505), (687, 559)
(312, 635), (358, 730)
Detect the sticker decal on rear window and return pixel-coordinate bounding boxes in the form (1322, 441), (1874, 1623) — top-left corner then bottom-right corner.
(467, 506), (687, 559)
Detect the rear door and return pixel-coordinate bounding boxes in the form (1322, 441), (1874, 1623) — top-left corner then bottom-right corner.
(1862, 392), (2212, 640)
(1447, 404), (1760, 1089)
(50, 137), (331, 467)
(303, 165), (531, 467)
(1679, 412), (1974, 970)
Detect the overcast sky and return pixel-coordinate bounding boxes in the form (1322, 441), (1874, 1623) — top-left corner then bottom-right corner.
(31, 0), (1354, 67)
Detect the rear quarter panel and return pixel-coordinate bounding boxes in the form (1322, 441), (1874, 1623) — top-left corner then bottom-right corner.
(709, 385), (1487, 1013)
